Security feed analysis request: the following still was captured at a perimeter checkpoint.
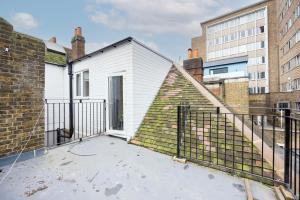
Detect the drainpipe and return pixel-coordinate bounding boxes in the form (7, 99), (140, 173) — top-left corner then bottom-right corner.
(68, 59), (74, 138)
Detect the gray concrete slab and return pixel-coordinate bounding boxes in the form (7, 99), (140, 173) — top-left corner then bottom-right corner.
(0, 136), (275, 200)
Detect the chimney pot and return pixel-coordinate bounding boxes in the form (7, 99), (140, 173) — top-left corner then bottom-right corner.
(49, 36), (56, 43)
(75, 27), (82, 36)
(188, 48), (193, 59)
(193, 49), (199, 58)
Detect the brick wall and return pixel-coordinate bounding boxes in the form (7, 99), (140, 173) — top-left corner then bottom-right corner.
(266, 0), (280, 93)
(0, 17), (45, 157)
(183, 58), (204, 82)
(223, 78), (249, 114)
(249, 94), (270, 115)
(204, 78), (249, 114)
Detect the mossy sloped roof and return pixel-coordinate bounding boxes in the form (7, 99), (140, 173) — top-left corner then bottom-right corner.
(45, 50), (66, 66)
(131, 66), (272, 181)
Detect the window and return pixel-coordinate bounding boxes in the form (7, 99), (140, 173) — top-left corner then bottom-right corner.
(294, 78), (300, 90)
(277, 102), (290, 111)
(296, 5), (300, 18)
(297, 54), (300, 65)
(296, 30), (300, 42)
(83, 71), (89, 97)
(296, 102), (300, 112)
(260, 87), (266, 94)
(259, 26), (265, 34)
(210, 67), (228, 74)
(257, 9), (265, 19)
(262, 56), (265, 64)
(76, 70), (90, 97)
(223, 22), (228, 29)
(260, 72), (265, 79)
(223, 35), (229, 43)
(260, 41), (265, 48)
(249, 87), (254, 94)
(230, 32), (238, 41)
(247, 28), (254, 37)
(249, 72), (256, 80)
(288, 18), (292, 29)
(76, 73), (81, 96)
(240, 16), (247, 24)
(239, 30), (246, 38)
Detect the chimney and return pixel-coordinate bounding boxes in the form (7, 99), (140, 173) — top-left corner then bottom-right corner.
(183, 57), (204, 82)
(49, 36), (56, 43)
(188, 48), (193, 59)
(71, 27), (85, 60)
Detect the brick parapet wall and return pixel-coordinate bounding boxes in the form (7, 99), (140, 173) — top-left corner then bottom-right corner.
(0, 17), (45, 157)
(224, 79), (249, 115)
(204, 78), (249, 115)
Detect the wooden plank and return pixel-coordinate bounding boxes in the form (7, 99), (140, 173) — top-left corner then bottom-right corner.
(172, 156), (187, 163)
(244, 179), (253, 200)
(274, 187), (285, 200)
(279, 185), (294, 200)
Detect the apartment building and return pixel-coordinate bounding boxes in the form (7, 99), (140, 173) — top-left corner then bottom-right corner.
(192, 0), (279, 95)
(277, 0), (300, 111)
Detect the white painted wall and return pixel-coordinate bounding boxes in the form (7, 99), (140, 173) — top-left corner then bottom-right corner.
(131, 41), (173, 136)
(44, 63), (66, 99)
(44, 63), (68, 146)
(72, 42), (134, 139)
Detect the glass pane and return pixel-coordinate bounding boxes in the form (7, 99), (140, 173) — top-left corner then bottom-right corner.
(109, 76), (123, 130)
(83, 81), (89, 97)
(76, 74), (81, 96)
(83, 71), (89, 97)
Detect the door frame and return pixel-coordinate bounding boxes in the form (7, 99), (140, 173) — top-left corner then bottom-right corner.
(107, 72), (126, 138)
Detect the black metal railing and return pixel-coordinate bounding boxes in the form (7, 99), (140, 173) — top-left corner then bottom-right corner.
(177, 105), (300, 199)
(45, 99), (106, 147)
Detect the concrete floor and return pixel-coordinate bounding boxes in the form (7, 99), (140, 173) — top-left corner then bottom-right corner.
(0, 135), (276, 200)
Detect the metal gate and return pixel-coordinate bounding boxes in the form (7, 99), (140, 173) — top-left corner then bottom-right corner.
(45, 99), (106, 147)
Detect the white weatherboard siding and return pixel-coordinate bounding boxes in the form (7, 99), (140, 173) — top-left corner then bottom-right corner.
(45, 39), (173, 140)
(72, 43), (134, 139)
(45, 63), (66, 99)
(132, 41), (172, 135)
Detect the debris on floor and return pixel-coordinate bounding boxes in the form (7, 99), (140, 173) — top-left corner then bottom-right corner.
(25, 185), (48, 197)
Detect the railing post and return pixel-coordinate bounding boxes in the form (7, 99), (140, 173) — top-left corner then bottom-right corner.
(177, 106), (181, 158)
(68, 60), (74, 138)
(216, 107), (220, 114)
(103, 99), (106, 132)
(284, 109), (291, 185)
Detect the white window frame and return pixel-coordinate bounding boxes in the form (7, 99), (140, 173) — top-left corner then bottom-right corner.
(75, 70), (90, 98)
(277, 101), (290, 111)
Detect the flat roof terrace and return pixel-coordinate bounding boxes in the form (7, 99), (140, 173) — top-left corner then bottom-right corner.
(0, 136), (275, 200)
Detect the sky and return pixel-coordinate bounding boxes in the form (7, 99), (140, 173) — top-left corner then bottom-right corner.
(0, 0), (261, 62)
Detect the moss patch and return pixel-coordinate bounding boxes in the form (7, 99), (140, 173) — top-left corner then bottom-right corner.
(45, 50), (66, 65)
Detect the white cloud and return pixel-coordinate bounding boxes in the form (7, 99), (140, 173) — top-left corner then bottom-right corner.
(87, 0), (232, 35)
(85, 42), (110, 53)
(12, 12), (38, 30)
